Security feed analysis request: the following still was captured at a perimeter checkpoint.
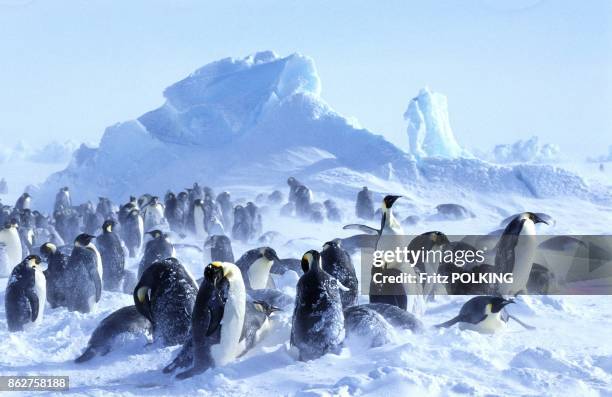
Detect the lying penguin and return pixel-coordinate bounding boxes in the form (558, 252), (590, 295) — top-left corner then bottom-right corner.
(163, 262), (277, 379)
(74, 305), (153, 363)
(435, 296), (535, 334)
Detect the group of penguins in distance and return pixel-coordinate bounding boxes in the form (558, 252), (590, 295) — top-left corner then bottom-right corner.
(1, 177), (550, 379)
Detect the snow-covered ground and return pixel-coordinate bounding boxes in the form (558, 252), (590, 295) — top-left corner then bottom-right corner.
(1, 170), (611, 396)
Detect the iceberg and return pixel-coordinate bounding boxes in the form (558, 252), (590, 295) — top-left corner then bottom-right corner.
(36, 52), (610, 208)
(404, 87), (470, 159)
(491, 136), (561, 164)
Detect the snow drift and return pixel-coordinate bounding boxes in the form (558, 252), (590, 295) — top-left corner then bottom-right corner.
(36, 52), (610, 207)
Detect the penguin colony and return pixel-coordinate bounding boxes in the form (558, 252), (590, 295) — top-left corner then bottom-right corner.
(1, 179), (550, 379)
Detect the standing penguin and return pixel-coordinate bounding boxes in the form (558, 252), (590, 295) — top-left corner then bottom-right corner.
(15, 193), (31, 211)
(235, 247), (280, 290)
(287, 177), (303, 203)
(291, 250), (345, 361)
(189, 199), (207, 239)
(216, 192), (233, 230)
(321, 241), (358, 308)
(143, 196), (166, 231)
(40, 242), (69, 309)
(54, 187), (72, 212)
(122, 209), (144, 258)
(5, 255), (46, 331)
(97, 220), (126, 291)
(65, 234), (103, 313)
(203, 235), (234, 265)
(294, 185), (313, 218)
(137, 230), (175, 279)
(495, 212), (548, 295)
(165, 262), (247, 379)
(133, 258), (198, 346)
(356, 187), (375, 220)
(0, 221), (22, 276)
(164, 192), (184, 233)
(370, 195), (424, 315)
(232, 205), (251, 243)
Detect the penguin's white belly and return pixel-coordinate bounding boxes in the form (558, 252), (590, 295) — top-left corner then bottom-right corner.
(511, 233), (537, 294)
(33, 269), (47, 322)
(247, 258), (272, 290)
(459, 312), (506, 334)
(137, 216), (144, 249)
(0, 229), (22, 273)
(211, 285), (246, 366)
(194, 208), (205, 238)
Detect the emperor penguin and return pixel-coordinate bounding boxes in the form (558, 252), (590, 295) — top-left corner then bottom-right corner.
(65, 234), (103, 313)
(172, 262), (247, 379)
(190, 199), (207, 239)
(15, 192), (31, 211)
(235, 247), (279, 290)
(134, 258), (198, 346)
(321, 240), (358, 308)
(287, 176), (303, 203)
(143, 196), (166, 231)
(97, 220), (126, 291)
(203, 235), (234, 265)
(435, 296), (515, 334)
(0, 221), (22, 277)
(137, 230), (175, 279)
(122, 209), (144, 258)
(356, 186), (375, 220)
(232, 205), (251, 242)
(5, 255), (46, 331)
(54, 187), (72, 212)
(291, 250), (345, 361)
(40, 242), (69, 308)
(216, 191), (233, 229)
(74, 305), (153, 363)
(164, 192), (184, 233)
(495, 212), (548, 295)
(371, 195), (425, 315)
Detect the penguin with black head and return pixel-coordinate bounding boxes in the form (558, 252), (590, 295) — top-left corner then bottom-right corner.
(97, 220), (126, 291)
(122, 208), (143, 258)
(321, 240), (358, 308)
(435, 296), (522, 334)
(40, 242), (69, 308)
(291, 250), (345, 361)
(495, 212), (548, 295)
(137, 230), (175, 279)
(134, 257), (198, 346)
(5, 255), (46, 331)
(65, 233), (103, 313)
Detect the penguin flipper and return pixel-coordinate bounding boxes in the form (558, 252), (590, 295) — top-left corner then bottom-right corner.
(342, 224), (379, 235)
(74, 347), (97, 363)
(26, 289), (39, 322)
(434, 315), (464, 328)
(508, 314), (536, 330)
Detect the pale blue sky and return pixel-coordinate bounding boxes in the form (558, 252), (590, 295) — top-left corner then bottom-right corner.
(0, 0), (610, 158)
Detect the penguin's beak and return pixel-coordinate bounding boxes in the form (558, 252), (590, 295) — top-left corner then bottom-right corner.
(532, 214), (549, 225)
(264, 249), (280, 262)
